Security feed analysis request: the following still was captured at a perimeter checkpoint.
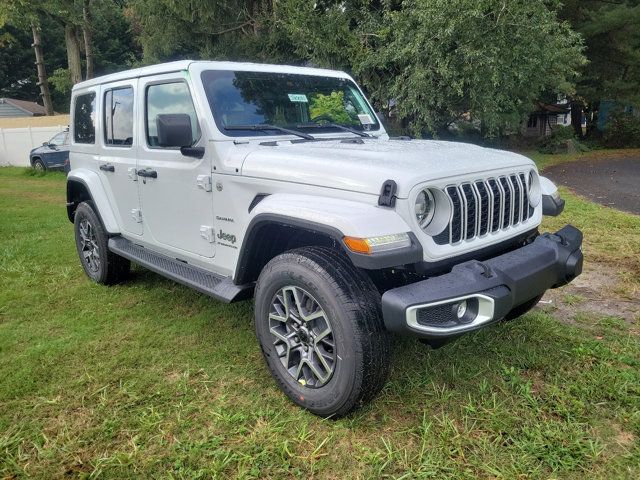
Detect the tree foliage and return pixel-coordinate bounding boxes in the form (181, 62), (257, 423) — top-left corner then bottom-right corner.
(3, 0), (619, 138)
(128, 0), (585, 138)
(560, 0), (640, 107)
(0, 0), (139, 111)
(356, 0), (585, 137)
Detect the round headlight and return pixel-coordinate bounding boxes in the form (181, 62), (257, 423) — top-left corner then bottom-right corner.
(415, 189), (435, 227)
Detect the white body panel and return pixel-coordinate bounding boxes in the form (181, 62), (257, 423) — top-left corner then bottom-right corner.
(135, 73), (215, 259)
(67, 168), (120, 233)
(97, 78), (142, 236)
(68, 60), (553, 280)
(240, 139), (533, 199)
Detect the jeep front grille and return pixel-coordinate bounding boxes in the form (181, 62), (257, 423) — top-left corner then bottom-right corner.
(433, 173), (534, 245)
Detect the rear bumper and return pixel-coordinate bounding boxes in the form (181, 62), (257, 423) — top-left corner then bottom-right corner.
(381, 225), (583, 339)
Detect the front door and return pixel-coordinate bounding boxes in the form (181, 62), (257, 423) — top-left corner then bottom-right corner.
(43, 131), (69, 169)
(136, 74), (215, 258)
(96, 81), (142, 236)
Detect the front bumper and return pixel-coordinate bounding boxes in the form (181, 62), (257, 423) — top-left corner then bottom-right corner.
(381, 225), (583, 339)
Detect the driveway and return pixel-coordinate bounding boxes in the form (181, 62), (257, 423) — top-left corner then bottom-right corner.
(544, 156), (640, 214)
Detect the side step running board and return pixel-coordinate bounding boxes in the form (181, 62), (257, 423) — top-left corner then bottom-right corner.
(108, 236), (253, 303)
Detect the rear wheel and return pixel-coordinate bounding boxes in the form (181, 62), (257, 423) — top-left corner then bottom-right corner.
(254, 246), (391, 418)
(74, 202), (130, 285)
(32, 158), (46, 171)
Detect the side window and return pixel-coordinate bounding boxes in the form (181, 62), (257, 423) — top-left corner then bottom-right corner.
(73, 92), (96, 144)
(104, 87), (134, 146)
(49, 132), (66, 146)
(146, 82), (200, 147)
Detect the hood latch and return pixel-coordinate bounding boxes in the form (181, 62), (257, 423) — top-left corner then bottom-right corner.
(378, 179), (398, 207)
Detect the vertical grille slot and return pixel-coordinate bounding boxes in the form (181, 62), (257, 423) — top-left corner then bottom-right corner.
(447, 186), (463, 243)
(475, 181), (489, 236)
(461, 183), (477, 239)
(519, 173), (530, 221)
(510, 174), (522, 224)
(499, 177), (513, 227)
(433, 171), (532, 246)
(487, 179), (502, 232)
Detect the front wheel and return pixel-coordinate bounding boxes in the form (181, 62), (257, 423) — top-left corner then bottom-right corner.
(32, 158), (46, 171)
(254, 247), (391, 418)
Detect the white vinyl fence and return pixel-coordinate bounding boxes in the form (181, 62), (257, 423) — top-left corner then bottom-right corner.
(0, 125), (67, 167)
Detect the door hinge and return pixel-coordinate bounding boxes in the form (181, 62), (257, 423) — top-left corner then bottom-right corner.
(196, 175), (212, 192)
(128, 167), (138, 181)
(131, 209), (142, 223)
(200, 225), (215, 242)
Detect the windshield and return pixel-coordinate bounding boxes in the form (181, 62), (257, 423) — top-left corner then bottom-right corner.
(201, 70), (380, 137)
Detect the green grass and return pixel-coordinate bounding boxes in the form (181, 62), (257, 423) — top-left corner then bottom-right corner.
(1, 166), (639, 479)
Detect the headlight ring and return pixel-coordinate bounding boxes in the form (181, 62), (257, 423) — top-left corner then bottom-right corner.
(415, 189), (436, 227)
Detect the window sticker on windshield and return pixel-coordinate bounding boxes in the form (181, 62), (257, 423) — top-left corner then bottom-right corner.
(288, 93), (308, 103)
(358, 113), (374, 125)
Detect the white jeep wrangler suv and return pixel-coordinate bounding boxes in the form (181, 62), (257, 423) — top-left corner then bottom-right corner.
(66, 61), (583, 417)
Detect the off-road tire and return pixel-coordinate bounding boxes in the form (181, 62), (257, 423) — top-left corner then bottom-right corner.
(505, 294), (544, 321)
(254, 246), (391, 418)
(74, 201), (130, 285)
(32, 158), (46, 171)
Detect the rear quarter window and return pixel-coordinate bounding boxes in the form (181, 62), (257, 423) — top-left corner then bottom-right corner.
(73, 92), (96, 144)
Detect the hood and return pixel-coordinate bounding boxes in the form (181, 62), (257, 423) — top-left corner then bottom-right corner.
(240, 138), (535, 198)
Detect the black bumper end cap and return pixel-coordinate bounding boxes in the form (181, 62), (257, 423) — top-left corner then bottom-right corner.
(543, 193), (565, 216)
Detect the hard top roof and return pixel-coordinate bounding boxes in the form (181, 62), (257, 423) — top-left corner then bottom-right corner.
(72, 60), (352, 91)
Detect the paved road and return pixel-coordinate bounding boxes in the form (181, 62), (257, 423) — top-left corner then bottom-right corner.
(544, 157), (640, 214)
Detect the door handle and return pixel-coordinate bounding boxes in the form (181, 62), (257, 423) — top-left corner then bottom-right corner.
(137, 169), (157, 179)
(99, 164), (115, 172)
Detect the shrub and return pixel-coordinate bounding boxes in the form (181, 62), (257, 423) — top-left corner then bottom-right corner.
(602, 110), (640, 148)
(538, 125), (586, 154)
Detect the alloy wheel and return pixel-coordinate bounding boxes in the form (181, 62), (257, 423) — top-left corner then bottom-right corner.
(268, 286), (336, 388)
(78, 219), (100, 273)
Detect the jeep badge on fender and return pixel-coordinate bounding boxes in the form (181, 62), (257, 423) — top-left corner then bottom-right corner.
(217, 229), (236, 244)
(66, 61), (583, 418)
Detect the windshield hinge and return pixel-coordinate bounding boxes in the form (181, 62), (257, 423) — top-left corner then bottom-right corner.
(196, 175), (212, 192)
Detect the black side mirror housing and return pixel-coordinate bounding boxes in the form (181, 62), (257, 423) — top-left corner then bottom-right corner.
(156, 113), (194, 148)
(42, 142), (49, 147)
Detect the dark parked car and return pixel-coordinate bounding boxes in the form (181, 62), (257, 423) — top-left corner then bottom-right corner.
(29, 130), (70, 173)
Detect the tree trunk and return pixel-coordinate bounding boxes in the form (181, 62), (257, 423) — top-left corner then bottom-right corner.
(570, 100), (583, 138)
(82, 0), (94, 79)
(65, 23), (83, 85)
(31, 24), (54, 116)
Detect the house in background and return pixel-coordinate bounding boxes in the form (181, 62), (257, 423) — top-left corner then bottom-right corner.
(522, 102), (571, 137)
(0, 98), (47, 118)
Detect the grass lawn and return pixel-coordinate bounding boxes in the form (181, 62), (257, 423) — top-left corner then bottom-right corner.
(0, 162), (638, 479)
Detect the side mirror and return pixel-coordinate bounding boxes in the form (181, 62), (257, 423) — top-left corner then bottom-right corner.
(42, 142), (49, 147)
(157, 113), (193, 148)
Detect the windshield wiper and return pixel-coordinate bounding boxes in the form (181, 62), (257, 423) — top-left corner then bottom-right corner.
(297, 121), (372, 138)
(225, 124), (315, 140)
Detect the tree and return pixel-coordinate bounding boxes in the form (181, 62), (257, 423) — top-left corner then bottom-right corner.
(0, 0), (56, 114)
(363, 0), (584, 137)
(560, 0), (640, 136)
(82, 0), (93, 79)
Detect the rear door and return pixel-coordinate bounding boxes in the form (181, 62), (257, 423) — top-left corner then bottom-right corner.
(136, 74), (215, 258)
(97, 81), (142, 236)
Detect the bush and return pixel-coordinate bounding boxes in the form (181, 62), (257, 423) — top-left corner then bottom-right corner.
(602, 110), (640, 148)
(538, 125), (586, 154)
